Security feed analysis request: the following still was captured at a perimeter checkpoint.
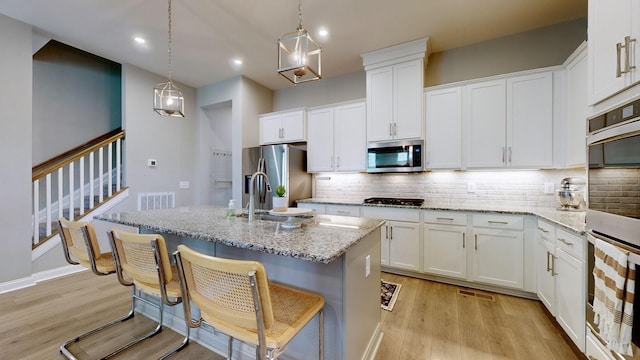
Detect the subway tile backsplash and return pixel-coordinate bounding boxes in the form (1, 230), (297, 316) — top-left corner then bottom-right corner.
(313, 169), (587, 208)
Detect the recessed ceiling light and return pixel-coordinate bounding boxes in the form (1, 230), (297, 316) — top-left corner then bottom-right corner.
(233, 58), (243, 65)
(318, 28), (329, 38)
(134, 37), (146, 44)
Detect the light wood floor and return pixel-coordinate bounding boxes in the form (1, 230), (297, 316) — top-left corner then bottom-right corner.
(0, 270), (581, 359)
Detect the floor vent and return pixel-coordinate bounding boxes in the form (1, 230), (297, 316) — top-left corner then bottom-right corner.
(457, 288), (495, 301)
(137, 192), (175, 211)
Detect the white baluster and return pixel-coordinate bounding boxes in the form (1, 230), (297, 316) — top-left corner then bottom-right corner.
(45, 173), (52, 237)
(98, 147), (104, 203)
(33, 180), (39, 245)
(79, 156), (85, 214)
(68, 161), (74, 220)
(89, 152), (95, 208)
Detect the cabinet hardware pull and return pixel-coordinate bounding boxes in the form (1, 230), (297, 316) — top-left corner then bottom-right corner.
(385, 225), (389, 239)
(337, 156), (340, 168)
(394, 122), (397, 136)
(437, 217), (454, 221)
(508, 146), (512, 162)
(390, 226), (393, 240)
(462, 233), (466, 248)
(537, 227), (549, 233)
(588, 356), (598, 360)
(558, 238), (574, 246)
(337, 210), (348, 214)
(474, 234), (478, 250)
(546, 251), (551, 272)
(389, 123), (393, 136)
(624, 36), (636, 74)
(488, 220), (509, 225)
(617, 41), (623, 78)
(551, 255), (557, 276)
(502, 147), (506, 162)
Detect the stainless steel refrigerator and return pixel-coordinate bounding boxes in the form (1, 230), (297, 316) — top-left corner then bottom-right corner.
(241, 144), (312, 210)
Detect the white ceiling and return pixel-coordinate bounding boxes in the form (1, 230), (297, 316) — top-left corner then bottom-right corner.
(0, 0), (587, 91)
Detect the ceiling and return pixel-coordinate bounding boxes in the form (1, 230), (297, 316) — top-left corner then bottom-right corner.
(0, 0), (587, 91)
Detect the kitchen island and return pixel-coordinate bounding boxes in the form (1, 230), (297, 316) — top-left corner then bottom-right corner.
(96, 206), (384, 360)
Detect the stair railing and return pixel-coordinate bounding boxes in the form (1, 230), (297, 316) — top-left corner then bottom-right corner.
(32, 129), (126, 249)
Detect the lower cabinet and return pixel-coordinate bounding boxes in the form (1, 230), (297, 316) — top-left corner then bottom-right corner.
(586, 330), (616, 360)
(422, 211), (468, 279)
(362, 207), (420, 271)
(536, 219), (586, 352)
(470, 214), (525, 290)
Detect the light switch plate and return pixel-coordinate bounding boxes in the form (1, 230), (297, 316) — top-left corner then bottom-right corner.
(365, 255), (371, 278)
(179, 181), (190, 189)
(467, 182), (476, 193)
(544, 182), (555, 194)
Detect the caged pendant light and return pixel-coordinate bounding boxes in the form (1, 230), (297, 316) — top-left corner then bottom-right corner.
(277, 0), (321, 85)
(154, 0), (184, 117)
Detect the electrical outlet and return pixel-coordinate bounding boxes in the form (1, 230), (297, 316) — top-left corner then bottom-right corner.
(467, 182), (476, 193)
(147, 159), (157, 167)
(544, 182), (555, 194)
(179, 181), (190, 189)
(365, 255), (371, 278)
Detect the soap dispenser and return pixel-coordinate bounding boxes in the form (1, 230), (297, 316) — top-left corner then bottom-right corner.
(226, 199), (236, 218)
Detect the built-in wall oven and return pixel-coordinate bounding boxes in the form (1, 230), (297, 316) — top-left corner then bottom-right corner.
(586, 97), (640, 359)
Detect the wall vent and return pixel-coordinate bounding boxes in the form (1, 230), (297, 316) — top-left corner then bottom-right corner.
(137, 192), (175, 211)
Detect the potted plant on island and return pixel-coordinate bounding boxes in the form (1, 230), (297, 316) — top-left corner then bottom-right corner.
(272, 184), (288, 212)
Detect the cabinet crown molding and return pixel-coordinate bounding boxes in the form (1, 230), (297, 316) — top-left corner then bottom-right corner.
(361, 37), (430, 71)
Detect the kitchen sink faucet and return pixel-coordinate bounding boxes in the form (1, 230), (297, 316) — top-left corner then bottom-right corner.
(248, 171), (271, 222)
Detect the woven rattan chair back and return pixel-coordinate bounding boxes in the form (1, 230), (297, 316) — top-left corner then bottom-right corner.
(109, 228), (173, 286)
(176, 244), (274, 330)
(58, 217), (101, 265)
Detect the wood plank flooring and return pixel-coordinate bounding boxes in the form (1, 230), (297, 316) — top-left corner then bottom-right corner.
(0, 270), (581, 359)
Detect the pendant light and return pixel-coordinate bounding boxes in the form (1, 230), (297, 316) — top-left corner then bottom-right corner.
(277, 0), (321, 85)
(154, 0), (184, 117)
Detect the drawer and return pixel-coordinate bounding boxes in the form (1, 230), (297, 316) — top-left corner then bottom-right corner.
(297, 203), (326, 214)
(326, 205), (361, 217)
(536, 220), (555, 243)
(422, 210), (468, 226)
(556, 228), (585, 260)
(361, 206), (420, 222)
(472, 214), (524, 230)
(586, 330), (615, 360)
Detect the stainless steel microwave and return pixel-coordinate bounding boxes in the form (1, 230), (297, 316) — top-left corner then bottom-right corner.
(366, 139), (423, 173)
(586, 97), (640, 246)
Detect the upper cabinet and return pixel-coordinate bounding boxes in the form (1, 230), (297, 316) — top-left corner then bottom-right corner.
(425, 87), (462, 169)
(564, 43), (588, 168)
(362, 37), (430, 142)
(588, 0), (640, 105)
(307, 100), (366, 172)
(466, 71), (554, 169)
(259, 109), (306, 145)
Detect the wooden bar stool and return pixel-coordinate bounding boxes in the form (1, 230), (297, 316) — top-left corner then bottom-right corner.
(108, 228), (190, 359)
(173, 244), (325, 360)
(57, 217), (137, 360)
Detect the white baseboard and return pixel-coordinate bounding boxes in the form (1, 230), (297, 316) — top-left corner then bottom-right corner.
(0, 265), (85, 295)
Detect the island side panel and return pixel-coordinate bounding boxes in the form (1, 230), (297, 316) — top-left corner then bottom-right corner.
(344, 228), (383, 360)
(216, 243), (345, 360)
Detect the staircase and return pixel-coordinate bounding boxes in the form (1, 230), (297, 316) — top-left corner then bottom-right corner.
(32, 129), (126, 249)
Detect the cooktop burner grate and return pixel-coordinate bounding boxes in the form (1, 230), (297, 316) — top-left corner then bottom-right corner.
(363, 197), (424, 207)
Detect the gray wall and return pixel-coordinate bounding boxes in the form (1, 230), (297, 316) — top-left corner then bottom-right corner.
(0, 14), (33, 283)
(32, 41), (121, 165)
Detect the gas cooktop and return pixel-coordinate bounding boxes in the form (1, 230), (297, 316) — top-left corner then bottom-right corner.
(363, 197), (424, 207)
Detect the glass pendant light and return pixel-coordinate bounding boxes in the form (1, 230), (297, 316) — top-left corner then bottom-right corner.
(154, 0), (184, 117)
(277, 0), (321, 85)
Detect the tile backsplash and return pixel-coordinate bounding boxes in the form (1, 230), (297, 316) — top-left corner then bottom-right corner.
(312, 169), (587, 208)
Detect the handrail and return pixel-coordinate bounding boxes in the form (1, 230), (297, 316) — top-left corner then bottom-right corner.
(32, 129), (125, 182)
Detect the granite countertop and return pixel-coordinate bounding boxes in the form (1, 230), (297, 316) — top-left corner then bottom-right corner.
(297, 198), (586, 235)
(96, 206), (385, 264)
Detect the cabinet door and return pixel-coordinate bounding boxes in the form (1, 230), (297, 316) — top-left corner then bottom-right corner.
(388, 220), (420, 271)
(366, 67), (394, 141)
(334, 102), (366, 172)
(260, 114), (283, 145)
(465, 79), (507, 168)
(381, 223), (390, 266)
(507, 72), (553, 168)
(423, 224), (466, 279)
(536, 238), (556, 315)
(425, 87), (462, 169)
(555, 247), (586, 351)
(281, 110), (306, 142)
(307, 107), (335, 172)
(394, 60), (423, 140)
(565, 45), (588, 168)
(588, 0), (637, 104)
(471, 228), (524, 289)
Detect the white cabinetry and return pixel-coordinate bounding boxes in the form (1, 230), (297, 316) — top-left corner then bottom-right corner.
(422, 211), (468, 279)
(259, 109), (306, 145)
(588, 0), (640, 104)
(465, 72), (553, 169)
(564, 43), (588, 168)
(535, 219), (586, 352)
(470, 214), (524, 289)
(307, 101), (366, 172)
(586, 330), (616, 360)
(424, 87), (462, 169)
(365, 60), (423, 141)
(296, 202), (326, 214)
(325, 205), (361, 217)
(361, 206), (420, 271)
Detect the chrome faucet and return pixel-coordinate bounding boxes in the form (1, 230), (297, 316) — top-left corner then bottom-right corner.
(248, 171), (270, 222)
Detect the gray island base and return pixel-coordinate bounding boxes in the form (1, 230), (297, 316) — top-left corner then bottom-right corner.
(97, 206), (384, 360)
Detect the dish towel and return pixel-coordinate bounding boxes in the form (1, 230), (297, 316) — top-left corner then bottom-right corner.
(593, 238), (635, 356)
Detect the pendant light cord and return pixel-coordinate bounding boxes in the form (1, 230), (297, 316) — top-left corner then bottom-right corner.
(167, 0), (173, 82)
(297, 0), (303, 31)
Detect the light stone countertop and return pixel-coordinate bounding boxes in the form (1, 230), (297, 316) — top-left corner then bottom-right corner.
(297, 198), (587, 235)
(96, 206), (385, 264)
